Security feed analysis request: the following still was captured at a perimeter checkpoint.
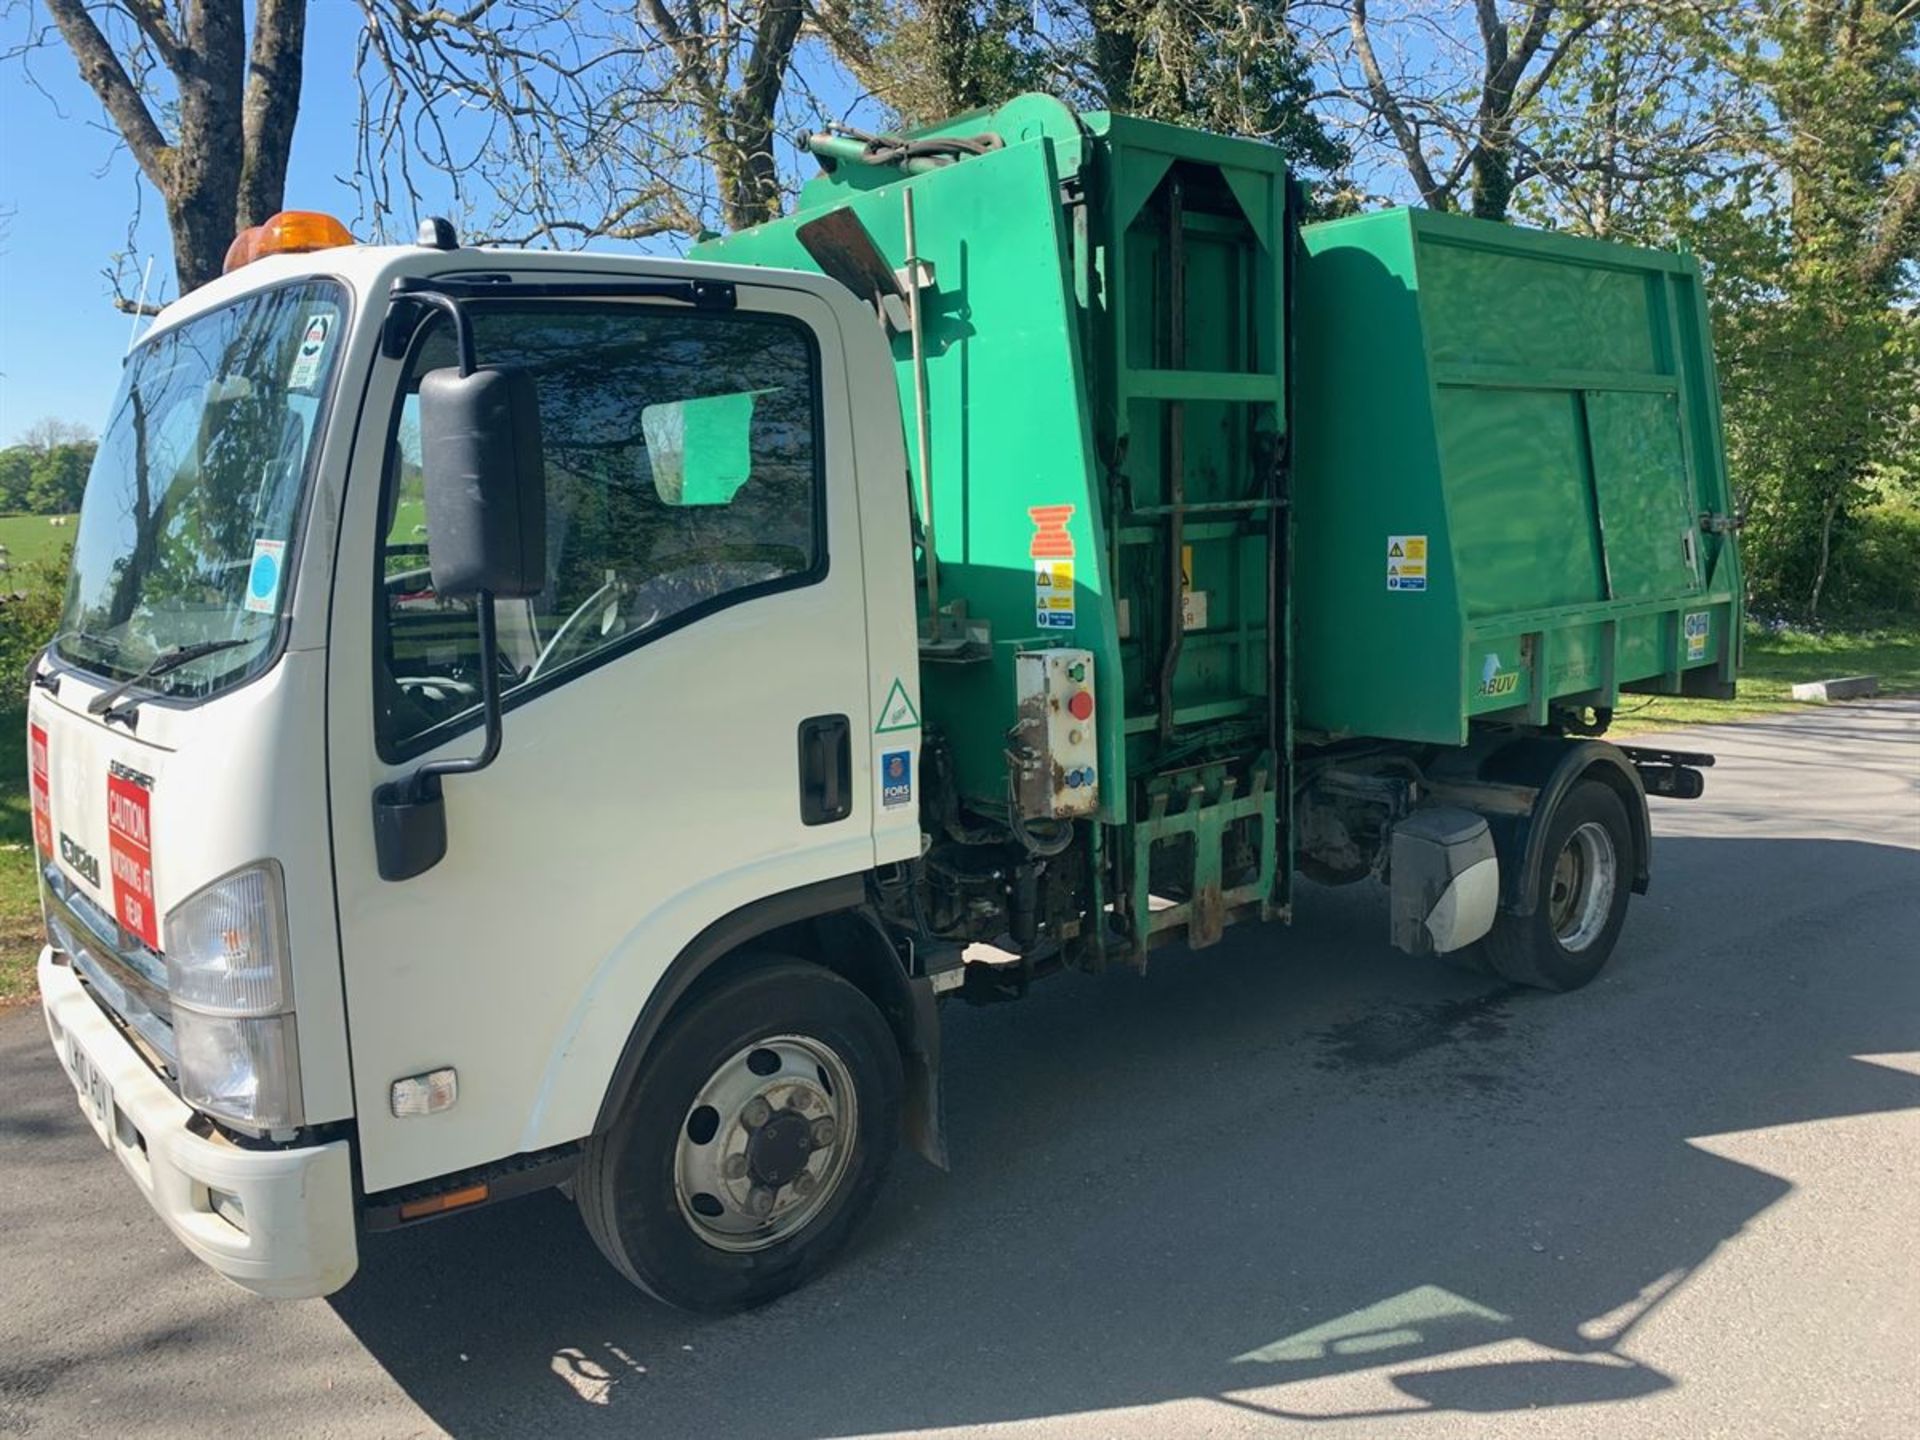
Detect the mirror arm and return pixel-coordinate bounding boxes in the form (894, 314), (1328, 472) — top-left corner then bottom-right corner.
(373, 595), (504, 881)
(390, 283), (477, 375)
(409, 592), (503, 801)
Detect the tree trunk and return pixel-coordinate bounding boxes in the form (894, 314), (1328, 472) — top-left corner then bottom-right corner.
(1807, 489), (1841, 621)
(236, 0), (308, 228)
(723, 0), (806, 231)
(1469, 132), (1515, 220)
(1089, 0), (1141, 111)
(43, 0), (305, 297)
(927, 0), (979, 115)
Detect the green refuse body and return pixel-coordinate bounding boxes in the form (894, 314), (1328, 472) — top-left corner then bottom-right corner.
(697, 93), (1739, 958)
(1296, 208), (1741, 745)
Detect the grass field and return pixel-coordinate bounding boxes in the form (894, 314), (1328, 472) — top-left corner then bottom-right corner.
(0, 716), (38, 1005)
(1616, 622), (1920, 730)
(0, 513), (77, 574)
(0, 619), (1913, 1007)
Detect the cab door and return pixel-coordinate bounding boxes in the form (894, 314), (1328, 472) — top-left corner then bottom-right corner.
(326, 276), (881, 1193)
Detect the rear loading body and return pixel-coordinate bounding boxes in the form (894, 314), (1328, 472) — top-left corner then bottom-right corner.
(699, 94), (1738, 970)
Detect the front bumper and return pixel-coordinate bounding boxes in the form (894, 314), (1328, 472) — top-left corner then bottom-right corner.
(38, 948), (358, 1298)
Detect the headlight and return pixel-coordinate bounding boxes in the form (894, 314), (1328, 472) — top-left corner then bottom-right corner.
(174, 1012), (301, 1129)
(164, 863), (302, 1130)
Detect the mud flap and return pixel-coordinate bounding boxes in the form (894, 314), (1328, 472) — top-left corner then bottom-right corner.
(1390, 808), (1499, 956)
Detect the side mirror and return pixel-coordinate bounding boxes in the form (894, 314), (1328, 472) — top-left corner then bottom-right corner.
(376, 362), (544, 883)
(418, 364), (546, 598)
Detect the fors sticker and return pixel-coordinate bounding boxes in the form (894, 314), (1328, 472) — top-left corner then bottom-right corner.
(880, 750), (913, 810)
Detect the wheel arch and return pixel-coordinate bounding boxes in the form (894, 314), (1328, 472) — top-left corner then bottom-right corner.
(591, 875), (946, 1169)
(1472, 738), (1651, 915)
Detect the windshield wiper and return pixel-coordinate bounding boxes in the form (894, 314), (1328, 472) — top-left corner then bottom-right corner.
(87, 638), (250, 715)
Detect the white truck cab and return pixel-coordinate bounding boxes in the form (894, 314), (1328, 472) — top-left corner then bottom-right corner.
(33, 217), (928, 1308)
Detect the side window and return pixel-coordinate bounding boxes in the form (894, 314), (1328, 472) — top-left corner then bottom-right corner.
(376, 304), (822, 757)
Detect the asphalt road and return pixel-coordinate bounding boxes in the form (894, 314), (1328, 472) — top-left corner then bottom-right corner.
(3, 700), (1917, 1440)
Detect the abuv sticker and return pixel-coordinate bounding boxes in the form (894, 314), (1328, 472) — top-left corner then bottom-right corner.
(287, 312), (333, 390)
(245, 539), (287, 615)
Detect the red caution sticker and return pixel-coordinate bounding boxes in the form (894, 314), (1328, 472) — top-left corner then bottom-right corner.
(28, 724), (51, 858)
(1028, 504), (1076, 559)
(107, 770), (159, 950)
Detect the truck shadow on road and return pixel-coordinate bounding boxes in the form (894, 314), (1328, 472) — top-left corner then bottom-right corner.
(329, 835), (1920, 1437)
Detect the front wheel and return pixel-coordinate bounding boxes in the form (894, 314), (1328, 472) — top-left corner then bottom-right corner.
(1479, 779), (1634, 991)
(576, 961), (903, 1312)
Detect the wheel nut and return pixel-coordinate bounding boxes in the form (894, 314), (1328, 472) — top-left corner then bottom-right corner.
(722, 1152), (748, 1180)
(746, 1186), (776, 1217)
(741, 1097), (772, 1130)
(790, 1088), (813, 1113)
(810, 1117), (836, 1148)
(793, 1172), (817, 1197)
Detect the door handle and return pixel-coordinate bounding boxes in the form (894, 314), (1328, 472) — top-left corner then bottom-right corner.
(797, 714), (852, 825)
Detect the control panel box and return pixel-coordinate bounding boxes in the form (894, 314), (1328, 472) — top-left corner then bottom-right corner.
(1012, 648), (1099, 820)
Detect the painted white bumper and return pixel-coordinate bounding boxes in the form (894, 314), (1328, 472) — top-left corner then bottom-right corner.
(38, 949), (358, 1299)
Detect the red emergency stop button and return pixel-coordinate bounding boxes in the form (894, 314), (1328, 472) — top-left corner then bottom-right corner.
(1067, 689), (1094, 721)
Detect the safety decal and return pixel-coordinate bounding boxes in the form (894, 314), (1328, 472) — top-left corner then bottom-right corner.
(107, 766), (158, 951)
(1387, 534), (1428, 592)
(28, 723), (51, 859)
(287, 312), (333, 391)
(875, 677), (920, 734)
(1684, 611), (1710, 662)
(1028, 504), (1076, 559)
(244, 539), (286, 615)
(880, 749), (914, 810)
(1180, 544), (1208, 631)
(1034, 558), (1076, 630)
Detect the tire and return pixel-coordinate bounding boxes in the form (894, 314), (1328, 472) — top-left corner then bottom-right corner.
(576, 959), (903, 1313)
(1479, 779), (1634, 992)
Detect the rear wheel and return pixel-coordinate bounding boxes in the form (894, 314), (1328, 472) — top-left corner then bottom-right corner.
(577, 960), (902, 1312)
(1480, 779), (1633, 991)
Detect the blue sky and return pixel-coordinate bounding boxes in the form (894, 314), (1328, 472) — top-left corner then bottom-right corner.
(0, 10), (1390, 447)
(0, 14), (878, 445)
(0, 16), (464, 443)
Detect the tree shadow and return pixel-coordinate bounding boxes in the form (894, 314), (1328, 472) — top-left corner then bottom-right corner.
(328, 835), (1920, 1437)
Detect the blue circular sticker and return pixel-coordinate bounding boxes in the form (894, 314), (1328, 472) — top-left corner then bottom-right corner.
(249, 549), (280, 602)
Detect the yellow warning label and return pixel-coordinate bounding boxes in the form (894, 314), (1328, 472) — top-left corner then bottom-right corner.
(1387, 534), (1429, 592)
(1035, 559), (1075, 629)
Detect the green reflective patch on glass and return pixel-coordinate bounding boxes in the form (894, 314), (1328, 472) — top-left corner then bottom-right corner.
(644, 390), (771, 506)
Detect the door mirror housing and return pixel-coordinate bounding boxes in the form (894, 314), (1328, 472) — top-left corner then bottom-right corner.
(380, 360), (542, 882)
(418, 364), (546, 599)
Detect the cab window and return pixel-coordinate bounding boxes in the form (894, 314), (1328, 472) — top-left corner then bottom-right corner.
(375, 303), (823, 759)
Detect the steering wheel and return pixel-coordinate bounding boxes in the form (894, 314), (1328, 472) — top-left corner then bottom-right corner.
(527, 577), (629, 682)
(524, 545), (808, 682)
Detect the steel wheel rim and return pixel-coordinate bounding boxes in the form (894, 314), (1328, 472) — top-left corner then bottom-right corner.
(673, 1034), (858, 1253)
(1548, 820), (1617, 952)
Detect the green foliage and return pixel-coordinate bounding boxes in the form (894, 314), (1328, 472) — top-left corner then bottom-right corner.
(0, 442), (95, 515)
(1525, 0), (1920, 623)
(0, 547), (70, 700)
(842, 0), (1346, 178)
(25, 445), (92, 516)
(0, 450), (30, 513)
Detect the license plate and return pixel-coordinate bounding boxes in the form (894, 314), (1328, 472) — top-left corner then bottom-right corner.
(65, 1034), (114, 1148)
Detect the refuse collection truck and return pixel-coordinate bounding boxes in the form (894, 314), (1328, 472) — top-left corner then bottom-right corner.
(29, 93), (1740, 1312)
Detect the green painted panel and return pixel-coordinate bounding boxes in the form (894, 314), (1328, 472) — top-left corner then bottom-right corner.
(1297, 206), (1741, 742)
(1437, 387), (1606, 618)
(700, 134), (1127, 818)
(1420, 242), (1661, 375)
(1585, 391), (1702, 600)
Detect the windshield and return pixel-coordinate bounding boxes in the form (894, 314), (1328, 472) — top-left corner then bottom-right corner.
(53, 279), (348, 698)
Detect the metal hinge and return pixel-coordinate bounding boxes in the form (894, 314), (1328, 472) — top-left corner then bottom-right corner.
(1699, 510), (1744, 535)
